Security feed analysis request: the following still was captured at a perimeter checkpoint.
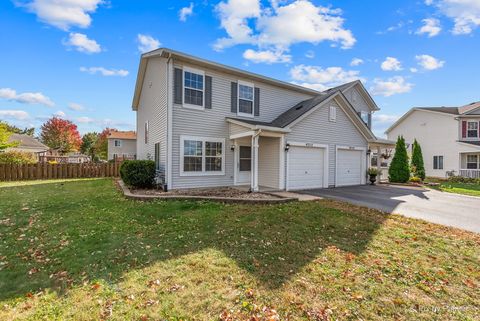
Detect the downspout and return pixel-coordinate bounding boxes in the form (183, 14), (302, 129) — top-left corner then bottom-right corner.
(166, 53), (173, 191)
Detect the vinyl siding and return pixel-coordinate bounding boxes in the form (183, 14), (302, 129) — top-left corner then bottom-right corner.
(136, 57), (168, 182)
(258, 136), (280, 189)
(286, 100), (368, 186)
(229, 123), (249, 136)
(107, 139), (136, 160)
(343, 87), (371, 113)
(171, 60), (313, 189)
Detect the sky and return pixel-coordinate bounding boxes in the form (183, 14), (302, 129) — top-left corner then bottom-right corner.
(1, 0), (479, 138)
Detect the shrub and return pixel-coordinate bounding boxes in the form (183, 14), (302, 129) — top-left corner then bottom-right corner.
(368, 167), (379, 175)
(0, 150), (36, 164)
(409, 176), (422, 183)
(447, 176), (480, 184)
(411, 139), (425, 180)
(389, 136), (410, 183)
(120, 160), (155, 188)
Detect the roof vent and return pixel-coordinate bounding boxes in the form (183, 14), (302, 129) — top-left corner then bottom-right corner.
(295, 104), (303, 110)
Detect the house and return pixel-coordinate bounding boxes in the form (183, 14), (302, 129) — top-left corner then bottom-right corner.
(107, 131), (137, 161)
(132, 48), (393, 191)
(39, 150), (91, 163)
(6, 134), (49, 160)
(386, 102), (480, 179)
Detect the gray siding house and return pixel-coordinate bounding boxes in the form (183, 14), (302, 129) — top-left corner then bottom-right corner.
(132, 48), (390, 191)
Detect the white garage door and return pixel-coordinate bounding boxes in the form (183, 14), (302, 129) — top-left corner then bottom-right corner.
(288, 146), (325, 190)
(337, 149), (363, 186)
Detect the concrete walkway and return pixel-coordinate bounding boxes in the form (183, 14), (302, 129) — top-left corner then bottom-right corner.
(299, 184), (480, 233)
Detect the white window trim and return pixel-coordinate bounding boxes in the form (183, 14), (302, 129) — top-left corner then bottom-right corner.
(183, 66), (205, 110)
(237, 80), (255, 118)
(467, 121), (479, 138)
(180, 135), (225, 176)
(114, 139), (122, 147)
(329, 106), (337, 122)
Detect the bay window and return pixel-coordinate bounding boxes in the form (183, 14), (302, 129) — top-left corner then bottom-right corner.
(238, 81), (254, 117)
(180, 136), (225, 175)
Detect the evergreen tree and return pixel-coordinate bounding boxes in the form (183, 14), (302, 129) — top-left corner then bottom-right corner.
(389, 136), (410, 183)
(411, 139), (426, 180)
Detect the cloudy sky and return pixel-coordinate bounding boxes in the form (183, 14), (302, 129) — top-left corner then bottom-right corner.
(1, 0), (479, 137)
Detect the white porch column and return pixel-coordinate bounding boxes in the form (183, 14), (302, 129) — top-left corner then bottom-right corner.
(251, 133), (259, 192)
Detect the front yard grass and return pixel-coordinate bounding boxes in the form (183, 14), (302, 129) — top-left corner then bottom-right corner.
(0, 179), (479, 320)
(425, 177), (480, 197)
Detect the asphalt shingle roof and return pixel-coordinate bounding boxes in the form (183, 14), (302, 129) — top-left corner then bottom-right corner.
(417, 107), (460, 115)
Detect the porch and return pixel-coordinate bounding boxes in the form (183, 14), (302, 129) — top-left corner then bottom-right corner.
(368, 138), (396, 182)
(459, 152), (480, 178)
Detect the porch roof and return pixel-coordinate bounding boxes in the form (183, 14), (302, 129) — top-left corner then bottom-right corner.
(458, 140), (480, 147)
(368, 137), (396, 148)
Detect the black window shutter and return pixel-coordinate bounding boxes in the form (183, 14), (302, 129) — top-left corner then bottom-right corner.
(254, 87), (260, 116)
(174, 68), (183, 104)
(205, 76), (212, 109)
(231, 82), (237, 113)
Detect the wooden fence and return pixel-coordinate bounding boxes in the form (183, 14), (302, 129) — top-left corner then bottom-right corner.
(0, 162), (122, 181)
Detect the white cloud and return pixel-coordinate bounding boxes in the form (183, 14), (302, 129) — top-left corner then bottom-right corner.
(415, 54), (445, 70)
(214, 0), (355, 54)
(381, 57), (403, 71)
(77, 116), (95, 123)
(305, 50), (315, 58)
(416, 18), (442, 37)
(80, 67), (129, 77)
(179, 2), (194, 22)
(427, 0), (480, 34)
(0, 87), (54, 107)
(0, 110), (30, 120)
(18, 0), (103, 30)
(64, 32), (101, 53)
(370, 76), (413, 97)
(68, 102), (84, 111)
(290, 64), (364, 91)
(350, 58), (364, 66)
(243, 48), (291, 64)
(410, 67), (418, 73)
(54, 110), (66, 118)
(137, 34), (160, 53)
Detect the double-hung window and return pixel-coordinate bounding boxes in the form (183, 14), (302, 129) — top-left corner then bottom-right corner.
(238, 81), (254, 117)
(467, 121), (478, 138)
(183, 68), (204, 109)
(181, 136), (225, 175)
(467, 155), (478, 169)
(433, 156), (444, 170)
(114, 139), (122, 147)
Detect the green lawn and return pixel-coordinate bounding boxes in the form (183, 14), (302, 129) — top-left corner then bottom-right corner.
(0, 179), (479, 320)
(425, 178), (480, 197)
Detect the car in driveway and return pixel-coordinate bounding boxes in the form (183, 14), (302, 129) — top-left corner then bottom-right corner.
(300, 184), (480, 233)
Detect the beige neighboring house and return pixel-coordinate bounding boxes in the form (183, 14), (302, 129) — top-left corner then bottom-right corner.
(107, 131), (137, 161)
(386, 102), (480, 179)
(6, 134), (49, 160)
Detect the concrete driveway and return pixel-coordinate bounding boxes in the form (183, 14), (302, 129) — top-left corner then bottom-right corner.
(299, 184), (480, 233)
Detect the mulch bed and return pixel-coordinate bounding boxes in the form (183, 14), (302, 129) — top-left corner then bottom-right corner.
(130, 187), (279, 199)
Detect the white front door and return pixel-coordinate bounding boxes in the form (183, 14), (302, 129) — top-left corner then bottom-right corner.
(288, 146), (325, 190)
(236, 145), (251, 185)
(336, 149), (363, 186)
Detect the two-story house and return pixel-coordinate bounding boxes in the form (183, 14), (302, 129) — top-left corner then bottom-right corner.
(107, 131), (137, 161)
(386, 102), (480, 178)
(132, 48), (393, 191)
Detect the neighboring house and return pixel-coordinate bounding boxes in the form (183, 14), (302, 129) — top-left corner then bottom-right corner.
(132, 48), (393, 191)
(386, 102), (480, 178)
(39, 150), (91, 163)
(107, 131), (137, 161)
(6, 134), (49, 160)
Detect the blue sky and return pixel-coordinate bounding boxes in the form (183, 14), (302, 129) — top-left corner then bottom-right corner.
(1, 0), (479, 137)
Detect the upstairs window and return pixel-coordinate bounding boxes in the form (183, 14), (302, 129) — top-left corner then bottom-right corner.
(114, 139), (122, 147)
(467, 121), (478, 138)
(238, 81), (254, 117)
(359, 111), (369, 125)
(184, 68), (204, 108)
(433, 155), (444, 170)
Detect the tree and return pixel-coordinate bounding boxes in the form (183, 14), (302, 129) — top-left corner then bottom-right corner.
(0, 122), (19, 151)
(94, 128), (115, 160)
(389, 136), (410, 183)
(40, 117), (81, 154)
(0, 121), (35, 136)
(81, 132), (99, 160)
(411, 139), (425, 180)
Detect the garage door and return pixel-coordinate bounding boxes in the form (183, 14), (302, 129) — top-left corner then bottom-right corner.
(288, 146), (325, 190)
(336, 149), (363, 186)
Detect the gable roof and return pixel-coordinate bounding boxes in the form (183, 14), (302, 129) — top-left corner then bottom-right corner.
(108, 131), (136, 140)
(417, 107), (460, 115)
(8, 134), (49, 151)
(132, 48), (321, 110)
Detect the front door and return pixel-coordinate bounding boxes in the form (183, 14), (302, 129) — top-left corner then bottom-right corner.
(236, 145), (251, 185)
